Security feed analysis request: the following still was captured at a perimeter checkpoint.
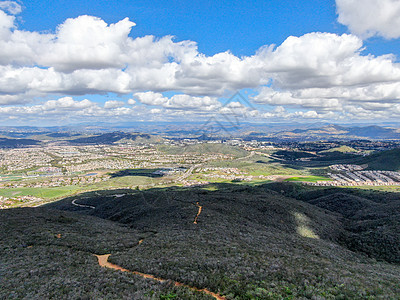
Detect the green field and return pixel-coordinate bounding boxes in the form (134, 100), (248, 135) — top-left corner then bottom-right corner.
(0, 186), (81, 199)
(285, 175), (333, 182)
(0, 175), (161, 207)
(321, 145), (358, 153)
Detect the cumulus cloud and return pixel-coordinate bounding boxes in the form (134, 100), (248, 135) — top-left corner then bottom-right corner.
(127, 98), (136, 105)
(250, 32), (400, 120)
(0, 8), (400, 122)
(0, 96), (140, 125)
(336, 0), (400, 39)
(134, 91), (221, 110)
(255, 32), (400, 89)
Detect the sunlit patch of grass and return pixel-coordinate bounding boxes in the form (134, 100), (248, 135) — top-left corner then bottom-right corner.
(292, 212), (319, 239)
(296, 225), (320, 239)
(285, 176), (332, 182)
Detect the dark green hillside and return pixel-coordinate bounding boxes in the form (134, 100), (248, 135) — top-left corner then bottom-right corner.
(272, 150), (317, 160)
(270, 147), (400, 170)
(0, 208), (207, 299)
(45, 184), (400, 298)
(69, 132), (153, 144)
(2, 183), (400, 299)
(0, 137), (40, 148)
(264, 182), (400, 263)
(362, 148), (400, 171)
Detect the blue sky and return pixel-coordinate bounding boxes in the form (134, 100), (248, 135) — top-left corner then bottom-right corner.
(18, 0), (398, 57)
(19, 0), (341, 56)
(1, 0), (400, 125)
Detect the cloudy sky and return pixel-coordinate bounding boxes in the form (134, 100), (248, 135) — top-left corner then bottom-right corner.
(1, 0), (400, 125)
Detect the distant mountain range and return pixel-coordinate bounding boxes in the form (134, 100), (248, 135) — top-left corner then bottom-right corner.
(0, 124), (400, 146)
(69, 132), (159, 145)
(267, 124), (400, 140)
(0, 131), (163, 147)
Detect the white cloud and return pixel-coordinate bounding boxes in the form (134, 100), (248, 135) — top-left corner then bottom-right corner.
(250, 32), (400, 120)
(0, 96), (141, 125)
(261, 106), (338, 120)
(336, 0), (400, 39)
(0, 8), (400, 122)
(255, 32), (400, 89)
(43, 97), (95, 110)
(134, 91), (221, 110)
(0, 1), (21, 15)
(104, 100), (125, 109)
(43, 16), (136, 72)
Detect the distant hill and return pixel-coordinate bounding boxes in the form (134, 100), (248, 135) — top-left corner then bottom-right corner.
(273, 149), (317, 160)
(158, 143), (249, 157)
(362, 148), (400, 171)
(69, 132), (160, 145)
(321, 145), (358, 153)
(0, 137), (40, 148)
(347, 125), (400, 139)
(272, 124), (400, 140)
(46, 132), (81, 138)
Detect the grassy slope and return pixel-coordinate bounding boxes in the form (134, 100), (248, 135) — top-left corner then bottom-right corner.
(285, 175), (333, 182)
(321, 145), (358, 153)
(0, 176), (158, 206)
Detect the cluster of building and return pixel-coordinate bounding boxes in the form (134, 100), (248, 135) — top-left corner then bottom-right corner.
(0, 195), (43, 209)
(0, 174), (110, 189)
(0, 144), (235, 176)
(309, 164), (400, 186)
(197, 167), (242, 175)
(0, 148), (53, 171)
(329, 164), (364, 171)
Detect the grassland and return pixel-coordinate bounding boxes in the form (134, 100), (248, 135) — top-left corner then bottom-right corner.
(285, 175), (333, 182)
(321, 145), (358, 153)
(0, 175), (161, 207)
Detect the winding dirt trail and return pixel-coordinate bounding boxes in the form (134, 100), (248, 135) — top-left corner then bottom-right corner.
(193, 202), (203, 224)
(71, 199), (95, 209)
(94, 254), (226, 300)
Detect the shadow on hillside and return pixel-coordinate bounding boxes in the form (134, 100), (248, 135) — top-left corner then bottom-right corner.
(109, 168), (163, 178)
(43, 182), (344, 249)
(43, 181), (400, 264)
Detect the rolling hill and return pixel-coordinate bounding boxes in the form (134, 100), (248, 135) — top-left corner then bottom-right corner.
(1, 183), (399, 299)
(0, 137), (40, 148)
(69, 132), (161, 145)
(271, 124), (400, 141)
(362, 148), (400, 171)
